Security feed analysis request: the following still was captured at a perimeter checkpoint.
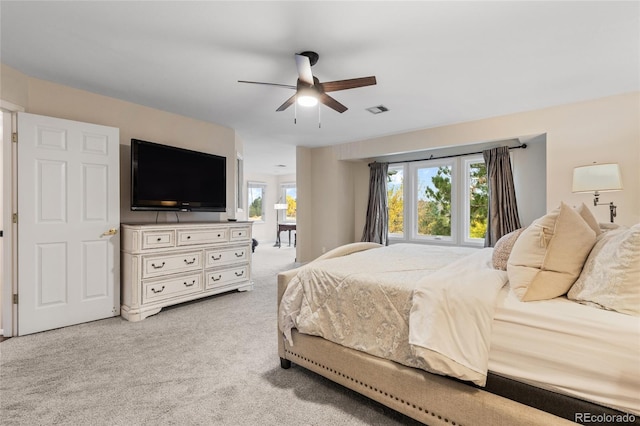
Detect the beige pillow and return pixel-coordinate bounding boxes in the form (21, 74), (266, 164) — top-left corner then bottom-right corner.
(568, 224), (640, 316)
(492, 228), (526, 270)
(507, 202), (597, 301)
(575, 203), (601, 236)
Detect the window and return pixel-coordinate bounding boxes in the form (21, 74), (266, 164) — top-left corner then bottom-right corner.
(414, 161), (453, 240)
(387, 166), (404, 237)
(464, 157), (488, 243)
(247, 182), (266, 222)
(388, 155), (487, 246)
(236, 154), (244, 213)
(279, 184), (297, 223)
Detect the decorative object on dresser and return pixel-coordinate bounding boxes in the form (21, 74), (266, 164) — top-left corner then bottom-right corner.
(121, 222), (253, 321)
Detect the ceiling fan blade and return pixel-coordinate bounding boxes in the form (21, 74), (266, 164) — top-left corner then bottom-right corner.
(238, 80), (296, 89)
(319, 93), (348, 113)
(294, 54), (314, 86)
(276, 94), (297, 112)
(320, 76), (377, 92)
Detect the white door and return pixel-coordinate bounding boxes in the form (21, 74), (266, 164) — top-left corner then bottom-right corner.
(17, 112), (120, 335)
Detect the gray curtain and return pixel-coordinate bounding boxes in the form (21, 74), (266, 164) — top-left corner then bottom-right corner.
(483, 146), (521, 247)
(361, 162), (389, 245)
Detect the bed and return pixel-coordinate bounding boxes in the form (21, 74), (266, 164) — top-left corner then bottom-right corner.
(277, 204), (640, 425)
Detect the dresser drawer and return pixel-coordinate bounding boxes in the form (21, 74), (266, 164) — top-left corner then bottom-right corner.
(141, 230), (175, 249)
(205, 246), (249, 267)
(229, 226), (251, 242)
(177, 228), (228, 246)
(142, 251), (202, 278)
(143, 273), (203, 303)
(205, 265), (249, 290)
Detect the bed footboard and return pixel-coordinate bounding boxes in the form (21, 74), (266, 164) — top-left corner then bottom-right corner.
(280, 329), (575, 426)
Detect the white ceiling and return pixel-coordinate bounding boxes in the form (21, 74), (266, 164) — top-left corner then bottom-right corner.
(1, 1), (638, 175)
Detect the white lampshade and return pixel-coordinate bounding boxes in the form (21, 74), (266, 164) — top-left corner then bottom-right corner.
(274, 203), (288, 210)
(572, 163), (623, 193)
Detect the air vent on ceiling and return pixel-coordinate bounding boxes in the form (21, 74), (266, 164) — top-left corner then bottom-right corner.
(366, 105), (389, 114)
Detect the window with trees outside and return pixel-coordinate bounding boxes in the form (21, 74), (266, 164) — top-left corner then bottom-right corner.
(280, 183), (297, 223)
(247, 182), (266, 222)
(387, 155), (488, 246)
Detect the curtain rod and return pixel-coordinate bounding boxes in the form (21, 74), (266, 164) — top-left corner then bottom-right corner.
(372, 143), (527, 166)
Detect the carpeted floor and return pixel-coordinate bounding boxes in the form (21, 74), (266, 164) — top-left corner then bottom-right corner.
(0, 243), (421, 425)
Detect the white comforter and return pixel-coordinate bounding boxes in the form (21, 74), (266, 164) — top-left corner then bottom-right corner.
(409, 248), (508, 385)
(279, 244), (507, 386)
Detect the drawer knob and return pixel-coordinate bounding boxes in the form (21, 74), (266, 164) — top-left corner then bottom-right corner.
(184, 258), (197, 265)
(187, 235), (191, 239)
(211, 275), (222, 282)
(151, 262), (166, 269)
(211, 255), (222, 261)
(217, 234), (221, 237)
(156, 237), (162, 242)
(235, 271), (244, 277)
(183, 280), (196, 287)
(151, 285), (165, 294)
(235, 252), (244, 257)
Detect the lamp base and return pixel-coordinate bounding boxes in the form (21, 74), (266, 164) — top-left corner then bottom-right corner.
(595, 200), (617, 223)
(593, 192), (617, 223)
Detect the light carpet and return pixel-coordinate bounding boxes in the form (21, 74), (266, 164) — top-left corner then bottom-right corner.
(0, 243), (421, 425)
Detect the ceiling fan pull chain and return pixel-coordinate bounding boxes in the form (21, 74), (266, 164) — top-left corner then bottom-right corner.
(294, 97), (297, 124)
(318, 104), (321, 128)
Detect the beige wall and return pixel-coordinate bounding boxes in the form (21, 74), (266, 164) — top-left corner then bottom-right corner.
(1, 63), (237, 224)
(297, 92), (640, 262)
(296, 146), (363, 261)
(296, 147), (312, 262)
(0, 65), (28, 108)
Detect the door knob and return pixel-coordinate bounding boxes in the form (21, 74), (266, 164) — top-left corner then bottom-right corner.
(101, 228), (118, 237)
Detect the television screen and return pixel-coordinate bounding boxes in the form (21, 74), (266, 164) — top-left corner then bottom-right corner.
(131, 139), (226, 212)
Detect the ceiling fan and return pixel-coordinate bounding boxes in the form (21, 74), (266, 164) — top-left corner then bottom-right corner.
(238, 51), (377, 113)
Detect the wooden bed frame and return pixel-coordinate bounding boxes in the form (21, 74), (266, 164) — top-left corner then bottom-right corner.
(276, 243), (635, 426)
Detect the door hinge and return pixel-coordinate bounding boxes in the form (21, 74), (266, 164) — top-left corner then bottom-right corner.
(12, 213), (18, 224)
(12, 132), (17, 143)
(12, 294), (18, 304)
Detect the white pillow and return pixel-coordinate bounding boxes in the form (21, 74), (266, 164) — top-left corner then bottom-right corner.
(568, 224), (640, 316)
(507, 202), (597, 301)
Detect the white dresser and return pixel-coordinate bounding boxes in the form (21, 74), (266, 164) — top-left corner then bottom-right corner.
(120, 222), (253, 321)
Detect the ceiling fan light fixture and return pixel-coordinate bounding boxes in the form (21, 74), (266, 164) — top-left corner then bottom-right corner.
(297, 95), (318, 107)
(296, 87), (318, 107)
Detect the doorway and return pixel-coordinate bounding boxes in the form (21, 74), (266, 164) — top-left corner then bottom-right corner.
(0, 107), (120, 337)
(0, 106), (16, 337)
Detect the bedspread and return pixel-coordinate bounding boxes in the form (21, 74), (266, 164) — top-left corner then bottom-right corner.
(278, 244), (505, 385)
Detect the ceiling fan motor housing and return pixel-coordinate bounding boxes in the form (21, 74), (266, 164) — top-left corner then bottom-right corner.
(299, 51), (319, 67)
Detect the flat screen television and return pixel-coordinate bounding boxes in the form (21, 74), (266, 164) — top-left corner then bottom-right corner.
(131, 139), (226, 212)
